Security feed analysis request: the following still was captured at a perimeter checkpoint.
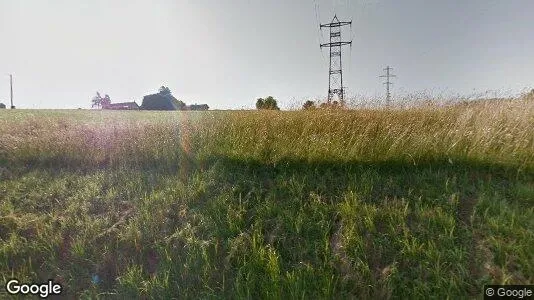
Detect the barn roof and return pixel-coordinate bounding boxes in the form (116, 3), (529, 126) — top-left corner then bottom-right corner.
(141, 93), (181, 110)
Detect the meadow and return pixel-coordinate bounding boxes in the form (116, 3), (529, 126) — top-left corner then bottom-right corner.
(0, 97), (533, 299)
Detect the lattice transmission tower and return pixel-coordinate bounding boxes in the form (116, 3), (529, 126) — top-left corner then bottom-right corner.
(379, 66), (396, 107)
(320, 15), (352, 104)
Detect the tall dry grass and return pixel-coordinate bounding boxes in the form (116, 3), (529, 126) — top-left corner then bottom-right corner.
(1, 97), (533, 172)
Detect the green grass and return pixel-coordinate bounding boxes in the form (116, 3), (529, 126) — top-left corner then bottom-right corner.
(1, 98), (533, 299)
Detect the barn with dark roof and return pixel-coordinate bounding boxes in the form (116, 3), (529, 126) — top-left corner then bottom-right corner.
(141, 93), (184, 111)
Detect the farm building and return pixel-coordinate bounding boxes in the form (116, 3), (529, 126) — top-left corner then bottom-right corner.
(102, 102), (139, 110)
(141, 93), (184, 111)
(185, 104), (209, 111)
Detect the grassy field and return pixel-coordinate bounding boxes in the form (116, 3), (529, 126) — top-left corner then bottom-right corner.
(1, 98), (533, 299)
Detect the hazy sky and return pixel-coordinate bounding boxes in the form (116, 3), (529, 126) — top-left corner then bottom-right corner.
(1, 0), (533, 109)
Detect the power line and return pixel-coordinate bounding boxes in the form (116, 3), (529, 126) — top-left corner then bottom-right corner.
(379, 66), (396, 106)
(314, 0), (328, 67)
(320, 15), (352, 104)
(314, 0), (324, 40)
(346, 1), (353, 83)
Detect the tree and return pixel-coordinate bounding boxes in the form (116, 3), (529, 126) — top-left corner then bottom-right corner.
(102, 94), (111, 107)
(319, 100), (344, 110)
(158, 86), (184, 109)
(256, 98), (265, 110)
(172, 98), (186, 110)
(91, 92), (103, 108)
(159, 86), (172, 96)
(303, 100), (316, 110)
(91, 92), (112, 109)
(256, 96), (280, 110)
(264, 96), (279, 110)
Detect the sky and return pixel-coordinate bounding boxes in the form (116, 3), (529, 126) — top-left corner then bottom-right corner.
(0, 0), (533, 109)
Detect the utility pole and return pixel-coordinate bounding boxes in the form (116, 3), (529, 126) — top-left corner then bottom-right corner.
(379, 66), (396, 106)
(10, 74), (14, 109)
(320, 15), (352, 104)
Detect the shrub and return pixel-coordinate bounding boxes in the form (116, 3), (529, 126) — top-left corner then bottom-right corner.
(302, 100), (316, 110)
(256, 96), (280, 110)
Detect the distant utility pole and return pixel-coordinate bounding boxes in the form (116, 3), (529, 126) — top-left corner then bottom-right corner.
(320, 15), (352, 104)
(10, 74), (14, 109)
(379, 66), (396, 106)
